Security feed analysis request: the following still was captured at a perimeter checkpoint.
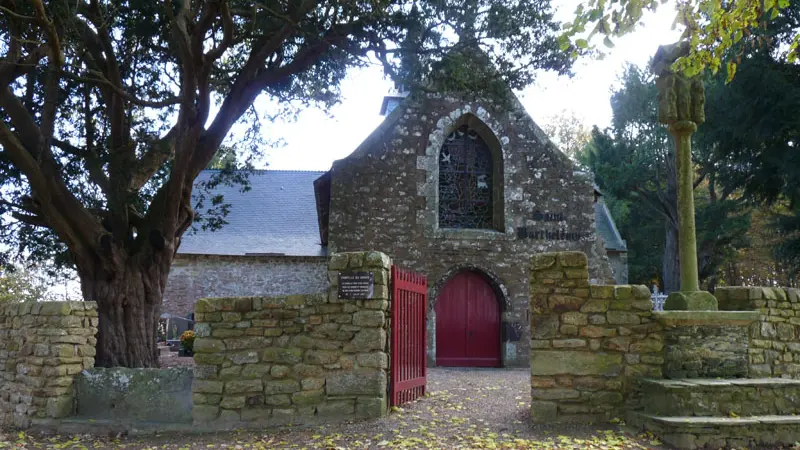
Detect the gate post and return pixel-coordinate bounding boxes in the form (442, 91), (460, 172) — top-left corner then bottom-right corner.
(327, 251), (392, 418)
(529, 252), (663, 423)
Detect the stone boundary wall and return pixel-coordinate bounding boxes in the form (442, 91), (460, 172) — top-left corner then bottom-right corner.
(716, 287), (800, 377)
(654, 311), (757, 379)
(0, 301), (98, 428)
(163, 254), (328, 317)
(529, 252), (663, 423)
(192, 251), (391, 428)
(75, 368), (193, 423)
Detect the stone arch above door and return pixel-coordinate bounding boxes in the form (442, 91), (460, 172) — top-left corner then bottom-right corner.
(431, 264), (511, 312)
(417, 107), (513, 238)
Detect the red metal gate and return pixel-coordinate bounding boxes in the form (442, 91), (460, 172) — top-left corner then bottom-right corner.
(390, 266), (428, 407)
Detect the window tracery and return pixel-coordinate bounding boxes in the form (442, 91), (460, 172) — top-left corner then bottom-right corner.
(438, 125), (494, 229)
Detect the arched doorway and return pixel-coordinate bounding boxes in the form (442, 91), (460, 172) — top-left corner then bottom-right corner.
(435, 271), (500, 367)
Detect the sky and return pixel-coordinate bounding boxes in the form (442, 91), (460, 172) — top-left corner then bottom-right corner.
(258, 2), (684, 172)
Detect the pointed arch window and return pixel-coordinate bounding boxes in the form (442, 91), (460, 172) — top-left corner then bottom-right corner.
(438, 125), (494, 229)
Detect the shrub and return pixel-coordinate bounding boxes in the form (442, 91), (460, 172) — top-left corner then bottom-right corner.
(180, 330), (195, 354)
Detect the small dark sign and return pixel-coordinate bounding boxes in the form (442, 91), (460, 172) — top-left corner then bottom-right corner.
(338, 272), (374, 299)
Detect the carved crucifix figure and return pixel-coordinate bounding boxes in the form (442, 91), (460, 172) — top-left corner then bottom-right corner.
(651, 42), (718, 311)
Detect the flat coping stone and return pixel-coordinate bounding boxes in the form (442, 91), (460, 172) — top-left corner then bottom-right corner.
(680, 379), (738, 386)
(639, 414), (800, 427)
(755, 415), (800, 424)
(649, 415), (762, 427)
(728, 378), (800, 386)
(640, 377), (800, 389)
(652, 310), (760, 327)
(639, 378), (697, 388)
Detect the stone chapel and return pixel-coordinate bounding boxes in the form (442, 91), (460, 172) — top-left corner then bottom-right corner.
(163, 58), (628, 368)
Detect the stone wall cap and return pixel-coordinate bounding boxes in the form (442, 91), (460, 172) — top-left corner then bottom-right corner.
(652, 310), (759, 326)
(642, 377), (800, 387)
(648, 415), (762, 426)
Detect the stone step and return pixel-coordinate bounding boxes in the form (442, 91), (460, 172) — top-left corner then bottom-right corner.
(637, 377), (800, 417)
(628, 412), (800, 450)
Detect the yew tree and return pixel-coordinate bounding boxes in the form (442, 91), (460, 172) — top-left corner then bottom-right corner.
(0, 0), (571, 367)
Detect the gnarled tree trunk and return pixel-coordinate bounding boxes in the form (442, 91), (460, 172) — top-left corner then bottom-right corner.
(79, 254), (172, 368)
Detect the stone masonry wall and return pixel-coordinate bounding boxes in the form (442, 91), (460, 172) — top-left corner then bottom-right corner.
(0, 301), (98, 428)
(329, 87), (616, 367)
(529, 252), (662, 423)
(716, 286), (800, 377)
(657, 313), (752, 379)
(191, 252), (391, 428)
(163, 255), (327, 318)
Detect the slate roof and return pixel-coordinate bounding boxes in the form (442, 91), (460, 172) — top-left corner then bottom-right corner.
(594, 201), (628, 252)
(180, 170), (626, 257)
(178, 170), (327, 257)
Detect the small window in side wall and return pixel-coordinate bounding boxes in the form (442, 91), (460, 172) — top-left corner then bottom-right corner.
(438, 125), (494, 229)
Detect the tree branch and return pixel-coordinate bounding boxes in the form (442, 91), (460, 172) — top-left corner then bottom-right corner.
(31, 0), (63, 67)
(0, 96), (104, 268)
(130, 128), (176, 191)
(197, 1), (235, 126)
(0, 86), (43, 154)
(52, 138), (110, 193)
(0, 5), (35, 21)
(205, 2), (234, 63)
(85, 0), (127, 154)
(11, 212), (48, 228)
(0, 45), (48, 87)
(693, 171), (707, 189)
(62, 71), (183, 107)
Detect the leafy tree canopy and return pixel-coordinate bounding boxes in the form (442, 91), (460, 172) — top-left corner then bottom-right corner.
(0, 266), (65, 303)
(0, 0), (571, 367)
(696, 0), (800, 278)
(540, 110), (591, 162)
(561, 0), (799, 77)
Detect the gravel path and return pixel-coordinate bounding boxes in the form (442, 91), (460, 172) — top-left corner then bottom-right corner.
(6, 368), (672, 449)
(281, 367), (663, 449)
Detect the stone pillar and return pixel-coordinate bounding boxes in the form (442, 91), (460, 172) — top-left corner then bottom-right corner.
(529, 252), (663, 423)
(0, 301), (98, 428)
(651, 42), (717, 311)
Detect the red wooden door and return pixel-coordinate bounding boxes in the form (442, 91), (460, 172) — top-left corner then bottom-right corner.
(435, 271), (500, 367)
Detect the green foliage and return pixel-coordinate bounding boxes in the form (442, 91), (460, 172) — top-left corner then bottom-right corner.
(207, 146), (240, 171)
(721, 204), (797, 287)
(582, 64), (750, 289)
(0, 267), (56, 303)
(562, 0), (799, 77)
(695, 2), (800, 280)
(541, 110), (591, 162)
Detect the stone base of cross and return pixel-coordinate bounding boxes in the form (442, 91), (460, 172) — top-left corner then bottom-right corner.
(665, 290), (718, 311)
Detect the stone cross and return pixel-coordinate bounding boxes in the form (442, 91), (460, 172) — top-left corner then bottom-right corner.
(651, 42), (717, 311)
